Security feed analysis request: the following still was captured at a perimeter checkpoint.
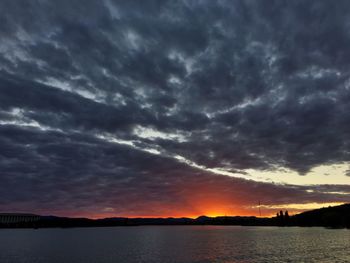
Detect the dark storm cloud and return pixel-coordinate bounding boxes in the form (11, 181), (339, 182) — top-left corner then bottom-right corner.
(0, 123), (348, 217)
(0, 0), (350, 216)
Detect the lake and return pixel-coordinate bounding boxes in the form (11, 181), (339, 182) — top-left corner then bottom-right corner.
(0, 226), (349, 263)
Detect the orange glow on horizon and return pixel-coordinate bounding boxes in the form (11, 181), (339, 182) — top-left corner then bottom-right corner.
(67, 202), (345, 220)
(40, 174), (346, 220)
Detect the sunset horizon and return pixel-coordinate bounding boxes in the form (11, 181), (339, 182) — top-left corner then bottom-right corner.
(3, 201), (347, 220)
(48, 200), (348, 219)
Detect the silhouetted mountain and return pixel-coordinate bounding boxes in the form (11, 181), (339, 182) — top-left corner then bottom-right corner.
(1, 204), (349, 229)
(290, 203), (350, 228)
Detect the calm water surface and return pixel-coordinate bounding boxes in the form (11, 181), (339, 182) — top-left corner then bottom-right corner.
(0, 226), (349, 263)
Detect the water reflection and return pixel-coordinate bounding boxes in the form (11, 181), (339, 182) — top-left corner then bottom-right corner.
(0, 226), (349, 263)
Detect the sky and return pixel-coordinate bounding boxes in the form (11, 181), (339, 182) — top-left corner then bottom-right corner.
(0, 0), (350, 218)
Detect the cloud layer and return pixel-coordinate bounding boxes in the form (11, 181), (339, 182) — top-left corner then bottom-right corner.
(0, 0), (349, 217)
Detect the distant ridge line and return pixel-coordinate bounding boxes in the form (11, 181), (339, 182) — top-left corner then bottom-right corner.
(1, 203), (349, 229)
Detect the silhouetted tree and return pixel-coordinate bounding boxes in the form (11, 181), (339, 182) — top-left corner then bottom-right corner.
(280, 210), (285, 226)
(285, 211), (289, 225)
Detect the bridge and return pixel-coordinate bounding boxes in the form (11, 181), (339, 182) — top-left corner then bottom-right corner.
(0, 213), (40, 224)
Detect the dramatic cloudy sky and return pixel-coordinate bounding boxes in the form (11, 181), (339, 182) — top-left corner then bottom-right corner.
(0, 0), (350, 218)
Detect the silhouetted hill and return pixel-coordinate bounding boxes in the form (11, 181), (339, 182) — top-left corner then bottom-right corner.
(290, 203), (350, 228)
(1, 204), (349, 229)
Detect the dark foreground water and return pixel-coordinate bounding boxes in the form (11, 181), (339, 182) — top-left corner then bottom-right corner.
(0, 226), (349, 263)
